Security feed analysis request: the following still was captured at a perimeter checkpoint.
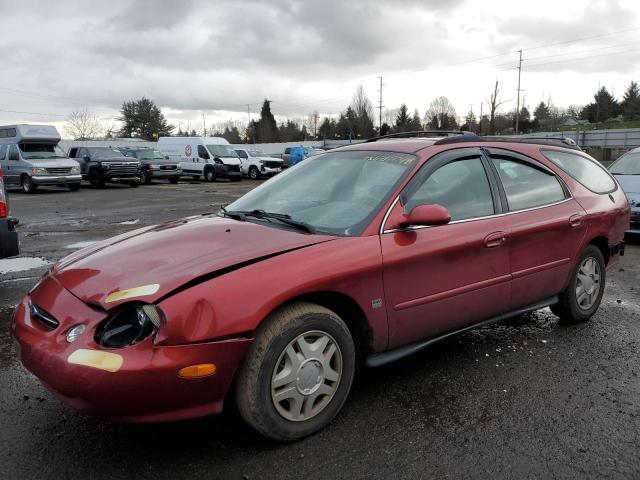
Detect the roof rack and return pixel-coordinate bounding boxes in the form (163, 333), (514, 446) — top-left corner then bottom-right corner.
(365, 130), (476, 143)
(433, 135), (581, 150)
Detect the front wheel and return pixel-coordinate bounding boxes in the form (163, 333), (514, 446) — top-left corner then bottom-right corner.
(551, 245), (606, 324)
(88, 169), (105, 188)
(67, 183), (80, 192)
(168, 177), (179, 184)
(248, 166), (260, 180)
(21, 175), (37, 193)
(140, 170), (151, 185)
(204, 167), (216, 182)
(129, 181), (139, 188)
(236, 302), (355, 441)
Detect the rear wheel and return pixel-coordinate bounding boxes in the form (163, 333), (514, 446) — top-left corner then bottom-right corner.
(67, 183), (80, 192)
(21, 175), (37, 193)
(551, 245), (606, 324)
(204, 166), (216, 182)
(248, 166), (260, 180)
(236, 302), (355, 441)
(88, 169), (105, 188)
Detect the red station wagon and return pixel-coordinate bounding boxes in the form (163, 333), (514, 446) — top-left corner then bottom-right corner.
(13, 133), (629, 440)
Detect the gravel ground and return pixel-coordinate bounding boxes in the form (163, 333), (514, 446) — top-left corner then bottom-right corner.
(1, 179), (639, 480)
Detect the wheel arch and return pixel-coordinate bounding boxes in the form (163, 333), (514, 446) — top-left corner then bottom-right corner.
(587, 235), (610, 266)
(275, 291), (373, 363)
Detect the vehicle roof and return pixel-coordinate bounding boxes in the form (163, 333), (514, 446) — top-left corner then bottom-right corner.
(0, 124), (61, 143)
(157, 136), (230, 145)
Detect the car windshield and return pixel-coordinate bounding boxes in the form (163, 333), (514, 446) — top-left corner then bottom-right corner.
(610, 152), (640, 175)
(207, 145), (238, 157)
(225, 150), (417, 236)
(88, 148), (126, 159)
(248, 150), (265, 157)
(19, 143), (67, 159)
(133, 149), (165, 160)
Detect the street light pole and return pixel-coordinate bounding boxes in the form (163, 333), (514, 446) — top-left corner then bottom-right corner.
(515, 49), (523, 134)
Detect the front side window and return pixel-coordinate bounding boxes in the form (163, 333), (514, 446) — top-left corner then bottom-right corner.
(543, 149), (616, 194)
(235, 150), (248, 159)
(404, 158), (494, 221)
(226, 151), (416, 236)
(492, 158), (566, 211)
(198, 145), (210, 159)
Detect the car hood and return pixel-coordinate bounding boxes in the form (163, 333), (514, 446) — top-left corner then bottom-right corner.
(256, 156), (283, 163)
(52, 215), (335, 309)
(613, 174), (640, 194)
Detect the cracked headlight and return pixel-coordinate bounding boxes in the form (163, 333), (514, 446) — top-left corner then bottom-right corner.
(95, 304), (164, 348)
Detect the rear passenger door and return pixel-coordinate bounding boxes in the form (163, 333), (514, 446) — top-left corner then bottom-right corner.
(5, 145), (21, 186)
(486, 148), (587, 309)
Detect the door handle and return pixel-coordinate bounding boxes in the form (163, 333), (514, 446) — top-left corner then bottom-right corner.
(569, 214), (583, 228)
(484, 231), (507, 248)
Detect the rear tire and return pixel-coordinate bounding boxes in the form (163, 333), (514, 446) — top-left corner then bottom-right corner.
(67, 183), (80, 192)
(551, 245), (606, 324)
(236, 302), (355, 441)
(21, 175), (37, 194)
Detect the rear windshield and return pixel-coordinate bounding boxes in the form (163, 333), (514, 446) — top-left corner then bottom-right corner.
(609, 152), (640, 175)
(542, 149), (616, 194)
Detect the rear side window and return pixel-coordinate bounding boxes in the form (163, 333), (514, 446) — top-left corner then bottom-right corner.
(405, 158), (495, 221)
(542, 150), (616, 194)
(492, 158), (566, 211)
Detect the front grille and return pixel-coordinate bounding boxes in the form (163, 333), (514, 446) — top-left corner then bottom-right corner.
(225, 165), (241, 173)
(104, 162), (139, 176)
(159, 165), (177, 171)
(263, 161), (281, 169)
(29, 302), (59, 329)
(45, 167), (72, 175)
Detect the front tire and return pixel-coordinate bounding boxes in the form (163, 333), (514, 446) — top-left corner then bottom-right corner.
(248, 166), (260, 180)
(204, 166), (216, 182)
(236, 302), (355, 441)
(67, 183), (80, 192)
(140, 170), (151, 185)
(169, 177), (179, 184)
(21, 175), (37, 193)
(88, 169), (105, 188)
(551, 245), (606, 324)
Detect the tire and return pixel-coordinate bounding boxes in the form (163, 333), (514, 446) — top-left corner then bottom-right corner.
(204, 166), (216, 182)
(21, 175), (37, 194)
(232, 177), (242, 182)
(67, 183), (80, 192)
(140, 170), (151, 185)
(248, 166), (260, 180)
(88, 169), (105, 188)
(129, 181), (139, 188)
(192, 175), (200, 181)
(551, 245), (606, 324)
(236, 302), (355, 441)
(169, 177), (179, 184)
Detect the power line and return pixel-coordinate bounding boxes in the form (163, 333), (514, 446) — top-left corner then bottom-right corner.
(0, 108), (66, 117)
(524, 47), (640, 69)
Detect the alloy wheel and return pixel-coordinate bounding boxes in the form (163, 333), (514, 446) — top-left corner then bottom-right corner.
(575, 256), (601, 310)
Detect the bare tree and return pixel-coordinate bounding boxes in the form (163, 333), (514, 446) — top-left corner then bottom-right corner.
(309, 111), (320, 138)
(64, 108), (103, 140)
(487, 81), (508, 135)
(351, 85), (376, 137)
(424, 96), (458, 130)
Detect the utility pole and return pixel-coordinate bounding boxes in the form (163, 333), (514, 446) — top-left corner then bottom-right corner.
(479, 102), (483, 134)
(377, 76), (384, 132)
(202, 113), (207, 136)
(515, 49), (523, 134)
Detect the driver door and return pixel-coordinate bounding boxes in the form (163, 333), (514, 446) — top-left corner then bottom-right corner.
(381, 148), (512, 349)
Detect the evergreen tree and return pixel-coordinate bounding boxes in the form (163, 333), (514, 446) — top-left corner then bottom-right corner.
(318, 117), (337, 139)
(582, 87), (619, 123)
(621, 81), (640, 121)
(254, 99), (279, 142)
(533, 102), (550, 123)
(410, 109), (423, 130)
(394, 104), (411, 132)
(118, 97), (174, 140)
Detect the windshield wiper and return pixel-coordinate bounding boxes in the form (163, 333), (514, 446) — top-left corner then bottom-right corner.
(221, 208), (315, 233)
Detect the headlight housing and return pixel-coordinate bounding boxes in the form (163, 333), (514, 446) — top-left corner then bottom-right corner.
(31, 167), (47, 175)
(95, 304), (164, 348)
(70, 165), (80, 174)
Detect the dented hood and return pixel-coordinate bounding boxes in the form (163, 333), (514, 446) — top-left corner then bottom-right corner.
(52, 215), (334, 309)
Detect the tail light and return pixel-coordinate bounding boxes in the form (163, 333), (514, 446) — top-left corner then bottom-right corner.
(0, 171), (8, 218)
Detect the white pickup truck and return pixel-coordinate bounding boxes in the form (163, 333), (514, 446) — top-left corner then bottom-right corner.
(234, 148), (284, 180)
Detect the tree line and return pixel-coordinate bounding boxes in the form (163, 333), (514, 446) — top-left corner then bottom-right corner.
(64, 80), (640, 142)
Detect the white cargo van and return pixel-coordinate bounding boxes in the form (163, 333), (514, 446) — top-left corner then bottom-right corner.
(157, 136), (242, 182)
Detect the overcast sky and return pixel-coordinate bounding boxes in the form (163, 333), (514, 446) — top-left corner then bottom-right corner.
(1, 0), (639, 134)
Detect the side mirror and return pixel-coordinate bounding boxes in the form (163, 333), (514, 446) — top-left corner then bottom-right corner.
(83, 155), (90, 161)
(164, 155), (169, 160)
(390, 204), (451, 230)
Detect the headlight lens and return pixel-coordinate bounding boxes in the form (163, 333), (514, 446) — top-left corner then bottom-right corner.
(31, 167), (47, 175)
(95, 304), (163, 348)
(70, 165), (80, 174)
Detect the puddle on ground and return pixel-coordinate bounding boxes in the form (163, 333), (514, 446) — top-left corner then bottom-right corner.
(0, 257), (50, 274)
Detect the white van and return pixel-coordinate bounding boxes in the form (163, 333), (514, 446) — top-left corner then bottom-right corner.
(157, 136), (242, 182)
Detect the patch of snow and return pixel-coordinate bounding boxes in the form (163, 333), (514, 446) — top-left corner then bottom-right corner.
(118, 219), (140, 225)
(65, 241), (98, 249)
(0, 257), (50, 274)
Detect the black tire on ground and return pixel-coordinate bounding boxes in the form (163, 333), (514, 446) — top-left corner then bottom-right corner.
(67, 183), (81, 192)
(88, 169), (105, 188)
(204, 166), (216, 182)
(129, 181), (139, 188)
(232, 177), (242, 182)
(248, 166), (260, 180)
(21, 175), (37, 194)
(140, 170), (151, 185)
(235, 302), (356, 441)
(551, 244), (606, 324)
(192, 175), (200, 181)
(169, 177), (179, 184)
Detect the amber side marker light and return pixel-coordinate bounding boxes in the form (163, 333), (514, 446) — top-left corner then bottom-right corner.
(178, 364), (217, 379)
